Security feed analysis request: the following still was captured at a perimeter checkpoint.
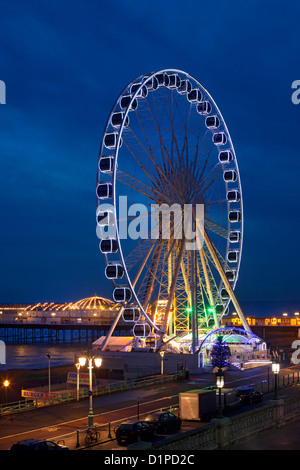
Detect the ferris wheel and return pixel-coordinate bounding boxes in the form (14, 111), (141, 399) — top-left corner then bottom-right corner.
(96, 69), (251, 352)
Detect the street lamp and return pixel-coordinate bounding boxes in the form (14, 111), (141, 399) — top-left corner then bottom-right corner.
(272, 360), (280, 400)
(159, 351), (165, 376)
(75, 360), (81, 402)
(216, 369), (224, 418)
(46, 354), (51, 397)
(3, 380), (9, 403)
(78, 354), (102, 428)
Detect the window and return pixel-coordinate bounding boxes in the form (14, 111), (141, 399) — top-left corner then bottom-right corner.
(46, 441), (58, 449)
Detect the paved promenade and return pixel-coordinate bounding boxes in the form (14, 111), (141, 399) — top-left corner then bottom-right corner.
(231, 416), (300, 450)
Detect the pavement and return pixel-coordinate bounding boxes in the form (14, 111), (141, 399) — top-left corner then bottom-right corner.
(1, 363), (300, 451)
(230, 416), (300, 450)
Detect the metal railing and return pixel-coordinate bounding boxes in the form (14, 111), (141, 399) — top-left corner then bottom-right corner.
(0, 372), (184, 416)
(1, 368), (298, 417)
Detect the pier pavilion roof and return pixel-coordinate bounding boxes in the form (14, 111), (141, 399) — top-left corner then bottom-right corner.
(25, 294), (117, 312)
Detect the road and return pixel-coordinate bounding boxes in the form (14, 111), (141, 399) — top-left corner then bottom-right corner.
(1, 363), (299, 450)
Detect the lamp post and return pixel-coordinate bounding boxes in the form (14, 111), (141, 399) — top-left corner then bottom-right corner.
(160, 351), (165, 375)
(46, 354), (51, 397)
(216, 369), (224, 418)
(272, 360), (280, 400)
(3, 380), (9, 403)
(79, 354), (102, 429)
(159, 351), (165, 385)
(75, 361), (81, 401)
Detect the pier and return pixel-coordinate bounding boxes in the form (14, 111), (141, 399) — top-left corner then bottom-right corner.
(0, 322), (132, 343)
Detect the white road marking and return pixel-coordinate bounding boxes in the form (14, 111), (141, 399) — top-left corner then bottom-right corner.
(0, 394), (179, 441)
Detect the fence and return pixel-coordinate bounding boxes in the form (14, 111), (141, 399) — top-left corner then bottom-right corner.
(0, 372), (184, 416)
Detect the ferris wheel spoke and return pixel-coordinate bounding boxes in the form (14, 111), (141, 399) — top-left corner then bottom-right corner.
(164, 94), (192, 197)
(116, 169), (169, 204)
(147, 93), (186, 197)
(124, 237), (156, 272)
(205, 217), (228, 239)
(134, 103), (184, 198)
(189, 149), (220, 202)
(120, 140), (162, 198)
(198, 163), (223, 196)
(205, 199), (227, 207)
(123, 127), (167, 188)
(164, 87), (191, 177)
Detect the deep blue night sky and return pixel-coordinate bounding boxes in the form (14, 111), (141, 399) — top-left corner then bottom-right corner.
(0, 0), (299, 305)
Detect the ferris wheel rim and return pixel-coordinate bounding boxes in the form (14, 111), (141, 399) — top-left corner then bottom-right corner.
(97, 68), (244, 338)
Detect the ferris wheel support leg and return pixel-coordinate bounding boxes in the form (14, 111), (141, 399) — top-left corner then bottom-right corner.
(198, 246), (219, 329)
(101, 241), (158, 352)
(161, 238), (186, 334)
(142, 241), (164, 313)
(194, 219), (219, 329)
(203, 229), (252, 334)
(191, 248), (198, 353)
(100, 306), (124, 351)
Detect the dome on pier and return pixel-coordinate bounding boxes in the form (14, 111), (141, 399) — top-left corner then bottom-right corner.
(26, 294), (116, 312)
(71, 294), (116, 310)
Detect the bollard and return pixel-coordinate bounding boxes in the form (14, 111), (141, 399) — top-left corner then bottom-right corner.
(108, 422), (112, 439)
(76, 429), (80, 448)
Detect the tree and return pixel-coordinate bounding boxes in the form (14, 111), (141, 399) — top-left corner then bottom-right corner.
(211, 335), (230, 369)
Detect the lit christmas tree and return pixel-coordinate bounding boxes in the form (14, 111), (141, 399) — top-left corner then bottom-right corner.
(211, 335), (230, 370)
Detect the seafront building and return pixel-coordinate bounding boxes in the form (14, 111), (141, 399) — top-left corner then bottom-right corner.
(1, 294), (299, 378)
(0, 295), (120, 326)
(0, 295), (299, 328)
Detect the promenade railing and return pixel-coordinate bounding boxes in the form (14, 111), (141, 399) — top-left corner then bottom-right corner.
(0, 372), (184, 416)
(1, 368), (299, 417)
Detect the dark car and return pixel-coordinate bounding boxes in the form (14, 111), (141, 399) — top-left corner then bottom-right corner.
(144, 412), (181, 433)
(115, 420), (157, 445)
(10, 439), (69, 451)
(235, 387), (263, 405)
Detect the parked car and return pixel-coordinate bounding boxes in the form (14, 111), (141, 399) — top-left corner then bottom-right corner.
(235, 387), (263, 405)
(115, 420), (157, 445)
(10, 439), (69, 451)
(144, 412), (182, 433)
